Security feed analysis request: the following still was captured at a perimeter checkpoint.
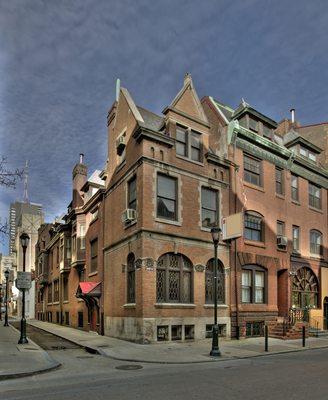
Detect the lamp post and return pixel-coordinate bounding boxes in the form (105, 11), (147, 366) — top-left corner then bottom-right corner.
(18, 232), (30, 344)
(210, 226), (221, 357)
(4, 269), (10, 326)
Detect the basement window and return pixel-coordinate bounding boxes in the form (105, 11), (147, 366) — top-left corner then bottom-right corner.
(171, 325), (182, 341)
(157, 325), (169, 341)
(184, 325), (195, 340)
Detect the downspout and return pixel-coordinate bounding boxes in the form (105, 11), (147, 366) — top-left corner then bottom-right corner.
(101, 191), (105, 335)
(233, 142), (240, 340)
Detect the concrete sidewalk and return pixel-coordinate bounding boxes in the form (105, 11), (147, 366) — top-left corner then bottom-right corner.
(0, 321), (60, 380)
(28, 319), (328, 364)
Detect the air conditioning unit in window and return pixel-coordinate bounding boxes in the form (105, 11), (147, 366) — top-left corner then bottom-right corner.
(277, 236), (288, 247)
(116, 134), (126, 156)
(122, 209), (137, 224)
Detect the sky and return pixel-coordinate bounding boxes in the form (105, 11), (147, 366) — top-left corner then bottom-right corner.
(1, 0), (328, 254)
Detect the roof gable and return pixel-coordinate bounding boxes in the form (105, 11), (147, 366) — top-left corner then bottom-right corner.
(166, 73), (208, 124)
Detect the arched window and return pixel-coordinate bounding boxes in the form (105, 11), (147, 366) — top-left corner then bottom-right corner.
(205, 259), (225, 304)
(244, 211), (264, 242)
(127, 253), (135, 303)
(292, 267), (318, 308)
(156, 253), (193, 303)
(310, 230), (323, 256)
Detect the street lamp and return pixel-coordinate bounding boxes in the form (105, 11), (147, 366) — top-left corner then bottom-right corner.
(4, 269), (10, 326)
(210, 226), (221, 357)
(18, 232), (30, 344)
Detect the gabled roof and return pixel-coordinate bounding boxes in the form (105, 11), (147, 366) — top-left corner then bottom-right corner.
(137, 106), (164, 131)
(209, 97), (234, 123)
(76, 282), (101, 297)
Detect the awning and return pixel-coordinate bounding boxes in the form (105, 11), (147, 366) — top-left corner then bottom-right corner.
(76, 282), (101, 298)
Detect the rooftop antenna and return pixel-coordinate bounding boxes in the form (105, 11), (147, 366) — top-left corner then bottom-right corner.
(23, 160), (29, 203)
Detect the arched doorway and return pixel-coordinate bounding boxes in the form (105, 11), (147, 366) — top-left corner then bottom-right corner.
(324, 297), (328, 330)
(292, 267), (318, 309)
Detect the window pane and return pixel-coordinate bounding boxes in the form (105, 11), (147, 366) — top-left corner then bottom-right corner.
(190, 131), (201, 149)
(202, 188), (216, 210)
(191, 147), (200, 162)
(242, 270), (251, 286)
(242, 288), (251, 303)
(176, 128), (187, 143)
(255, 271), (264, 287)
(202, 209), (216, 228)
(255, 288), (264, 303)
(157, 198), (176, 220)
(176, 142), (186, 156)
(249, 117), (258, 132)
(157, 175), (176, 200)
(128, 177), (136, 209)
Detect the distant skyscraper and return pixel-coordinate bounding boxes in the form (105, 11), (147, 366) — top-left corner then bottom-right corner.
(9, 202), (43, 255)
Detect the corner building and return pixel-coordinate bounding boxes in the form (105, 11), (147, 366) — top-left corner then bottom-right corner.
(102, 75), (231, 342)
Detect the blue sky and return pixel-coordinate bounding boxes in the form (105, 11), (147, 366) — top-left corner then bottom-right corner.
(1, 0), (328, 253)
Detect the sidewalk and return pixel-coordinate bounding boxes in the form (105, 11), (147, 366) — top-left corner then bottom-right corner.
(28, 319), (328, 364)
(0, 321), (60, 380)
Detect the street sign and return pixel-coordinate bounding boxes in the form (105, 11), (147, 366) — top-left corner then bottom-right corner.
(16, 272), (32, 290)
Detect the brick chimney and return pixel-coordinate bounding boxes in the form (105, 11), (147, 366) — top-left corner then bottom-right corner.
(72, 153), (87, 209)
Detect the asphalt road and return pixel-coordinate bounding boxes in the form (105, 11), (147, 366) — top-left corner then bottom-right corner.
(1, 328), (328, 400)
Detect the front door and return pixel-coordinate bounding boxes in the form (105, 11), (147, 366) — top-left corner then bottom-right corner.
(324, 298), (328, 330)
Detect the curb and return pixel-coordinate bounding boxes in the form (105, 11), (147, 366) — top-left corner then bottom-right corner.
(0, 324), (62, 381)
(25, 322), (328, 365)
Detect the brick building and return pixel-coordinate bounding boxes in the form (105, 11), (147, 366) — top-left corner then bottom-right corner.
(102, 74), (231, 342)
(202, 97), (328, 337)
(35, 164), (105, 334)
(35, 75), (328, 342)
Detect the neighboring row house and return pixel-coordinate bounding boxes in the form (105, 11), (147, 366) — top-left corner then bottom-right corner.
(35, 75), (328, 342)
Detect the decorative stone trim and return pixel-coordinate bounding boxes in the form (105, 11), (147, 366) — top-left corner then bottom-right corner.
(194, 264), (205, 272)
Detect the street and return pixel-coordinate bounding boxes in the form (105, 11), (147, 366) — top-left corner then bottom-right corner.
(0, 325), (327, 400)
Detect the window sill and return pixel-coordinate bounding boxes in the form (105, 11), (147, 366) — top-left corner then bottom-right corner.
(88, 271), (98, 277)
(309, 206), (323, 214)
(176, 154), (204, 167)
(154, 303), (196, 309)
(275, 193), (285, 200)
(291, 200), (300, 206)
(203, 304), (228, 309)
(243, 182), (265, 192)
(155, 218), (182, 227)
(123, 303), (136, 309)
(63, 300), (69, 304)
(52, 302), (60, 305)
(276, 247), (287, 253)
(244, 240), (265, 248)
(310, 254), (324, 260)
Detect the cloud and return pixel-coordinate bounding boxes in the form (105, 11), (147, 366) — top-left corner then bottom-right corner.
(1, 0), (328, 253)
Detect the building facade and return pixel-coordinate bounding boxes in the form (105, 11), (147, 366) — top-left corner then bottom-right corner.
(34, 75), (328, 342)
(35, 166), (105, 334)
(202, 97), (328, 337)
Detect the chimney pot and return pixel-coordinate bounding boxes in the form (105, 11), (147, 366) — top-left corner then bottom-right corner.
(290, 108), (295, 123)
(79, 153), (84, 164)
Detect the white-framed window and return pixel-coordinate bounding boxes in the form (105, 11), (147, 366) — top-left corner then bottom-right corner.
(175, 125), (202, 162)
(201, 187), (219, 228)
(157, 174), (178, 221)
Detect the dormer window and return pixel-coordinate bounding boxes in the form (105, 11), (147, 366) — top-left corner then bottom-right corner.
(300, 147), (316, 162)
(249, 117), (258, 133)
(175, 125), (202, 163)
